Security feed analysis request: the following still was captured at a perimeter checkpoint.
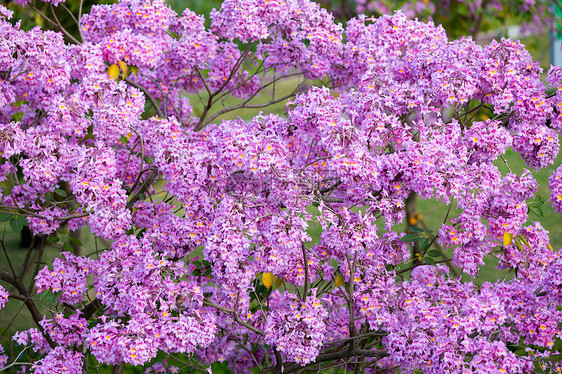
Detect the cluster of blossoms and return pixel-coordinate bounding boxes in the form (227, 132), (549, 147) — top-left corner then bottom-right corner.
(35, 252), (93, 304)
(0, 0), (561, 373)
(264, 290), (328, 364)
(550, 165), (562, 214)
(0, 285), (7, 310)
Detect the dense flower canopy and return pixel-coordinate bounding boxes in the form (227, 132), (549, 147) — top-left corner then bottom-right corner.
(0, 0), (561, 372)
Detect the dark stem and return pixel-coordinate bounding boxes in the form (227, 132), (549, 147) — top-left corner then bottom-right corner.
(0, 270), (56, 349)
(302, 243), (309, 302)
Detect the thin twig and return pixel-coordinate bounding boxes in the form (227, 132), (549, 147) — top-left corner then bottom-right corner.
(0, 347), (29, 372)
(202, 299), (264, 336)
(49, 4), (81, 44)
(302, 243), (309, 302)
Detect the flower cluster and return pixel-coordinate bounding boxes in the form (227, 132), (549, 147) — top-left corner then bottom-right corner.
(265, 290), (328, 365)
(549, 165), (562, 214)
(0, 1), (561, 373)
(0, 285), (7, 310)
(40, 313), (88, 346)
(13, 328), (51, 353)
(35, 252), (93, 304)
(0, 345), (6, 369)
(32, 347), (83, 374)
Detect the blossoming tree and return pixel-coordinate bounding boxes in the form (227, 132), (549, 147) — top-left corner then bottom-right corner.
(0, 0), (562, 372)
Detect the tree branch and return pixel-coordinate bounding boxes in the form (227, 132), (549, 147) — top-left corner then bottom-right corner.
(203, 299), (264, 336)
(124, 77), (164, 118)
(278, 348), (390, 374)
(302, 243), (309, 302)
(0, 270), (56, 349)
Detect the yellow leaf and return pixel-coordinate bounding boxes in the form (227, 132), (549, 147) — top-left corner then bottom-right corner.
(118, 61), (129, 77)
(503, 232), (513, 246)
(335, 273), (344, 287)
(108, 64), (120, 80)
(262, 272), (274, 289)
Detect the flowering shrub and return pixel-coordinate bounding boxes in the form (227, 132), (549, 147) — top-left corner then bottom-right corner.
(0, 0), (561, 373)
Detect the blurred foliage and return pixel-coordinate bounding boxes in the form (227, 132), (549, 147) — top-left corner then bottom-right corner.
(318, 0), (554, 39)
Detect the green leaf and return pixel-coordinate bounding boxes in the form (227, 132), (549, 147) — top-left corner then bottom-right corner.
(39, 290), (59, 306)
(47, 235), (60, 244)
(63, 241), (73, 252)
(409, 226), (424, 233)
(426, 250), (441, 258)
(68, 236), (83, 246)
(10, 112), (23, 122)
(514, 237), (523, 252)
(424, 257), (436, 265)
(10, 216), (27, 232)
(418, 237), (430, 252)
(400, 234), (420, 242)
(119, 134), (129, 145)
(0, 212), (12, 222)
(527, 196), (545, 210)
(54, 189), (67, 197)
(131, 66), (139, 76)
(533, 361), (545, 373)
(517, 235), (532, 249)
(528, 206), (544, 218)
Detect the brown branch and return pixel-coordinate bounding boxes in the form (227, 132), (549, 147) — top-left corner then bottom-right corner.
(200, 89), (302, 131)
(0, 270), (56, 349)
(126, 168), (158, 207)
(126, 128), (146, 196)
(17, 234), (43, 281)
(302, 243), (309, 302)
(124, 77), (164, 118)
(81, 298), (103, 320)
(324, 331), (388, 346)
(347, 252), (358, 345)
(277, 348), (390, 374)
(29, 5), (80, 45)
(202, 299), (264, 336)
